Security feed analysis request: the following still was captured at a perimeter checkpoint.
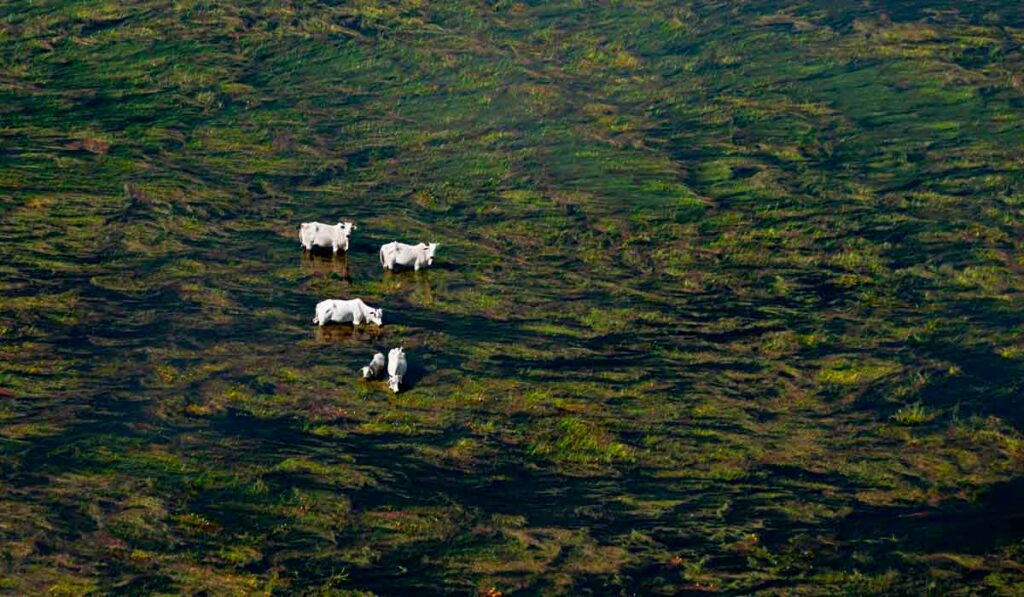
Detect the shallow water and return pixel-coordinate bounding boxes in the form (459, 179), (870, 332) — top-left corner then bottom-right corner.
(2, 0), (1024, 594)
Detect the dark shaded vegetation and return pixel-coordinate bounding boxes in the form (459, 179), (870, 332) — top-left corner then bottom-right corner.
(1, 0), (1023, 594)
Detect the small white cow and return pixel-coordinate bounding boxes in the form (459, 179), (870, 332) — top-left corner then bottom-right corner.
(312, 298), (383, 327)
(361, 352), (386, 380)
(387, 347), (407, 393)
(379, 241), (438, 271)
(300, 221), (355, 254)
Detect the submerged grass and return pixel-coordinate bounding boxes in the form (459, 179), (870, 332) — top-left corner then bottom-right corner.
(0, 0), (1023, 594)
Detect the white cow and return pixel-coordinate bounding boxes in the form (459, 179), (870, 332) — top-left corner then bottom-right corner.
(300, 221), (355, 254)
(312, 298), (383, 326)
(379, 241), (438, 271)
(361, 352), (386, 380)
(387, 347), (407, 393)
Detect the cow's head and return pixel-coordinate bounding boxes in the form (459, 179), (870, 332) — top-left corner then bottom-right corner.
(367, 307), (383, 326)
(426, 243), (438, 266)
(338, 221), (356, 235)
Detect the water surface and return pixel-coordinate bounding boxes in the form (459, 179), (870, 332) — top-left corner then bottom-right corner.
(1, 1), (1023, 594)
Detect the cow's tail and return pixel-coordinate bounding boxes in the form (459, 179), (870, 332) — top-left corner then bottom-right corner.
(379, 244), (386, 267)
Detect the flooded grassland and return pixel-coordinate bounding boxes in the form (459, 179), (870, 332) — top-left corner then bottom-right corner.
(1, 1), (1023, 594)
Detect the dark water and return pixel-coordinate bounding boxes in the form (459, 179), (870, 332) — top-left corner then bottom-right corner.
(1, 1), (1023, 594)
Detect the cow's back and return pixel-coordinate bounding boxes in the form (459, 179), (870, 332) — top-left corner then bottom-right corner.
(332, 299), (357, 322)
(394, 243), (421, 264)
(311, 227), (337, 246)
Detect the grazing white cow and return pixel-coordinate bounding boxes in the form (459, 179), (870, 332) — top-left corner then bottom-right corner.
(300, 221), (355, 254)
(379, 241), (438, 271)
(387, 347), (407, 393)
(311, 298), (382, 327)
(361, 352), (386, 380)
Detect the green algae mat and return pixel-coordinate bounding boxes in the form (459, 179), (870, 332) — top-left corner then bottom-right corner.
(2, 1), (1023, 594)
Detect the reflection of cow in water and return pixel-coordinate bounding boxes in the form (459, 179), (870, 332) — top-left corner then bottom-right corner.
(379, 241), (438, 271)
(299, 221), (355, 254)
(300, 252), (351, 279)
(381, 268), (435, 303)
(313, 323), (384, 344)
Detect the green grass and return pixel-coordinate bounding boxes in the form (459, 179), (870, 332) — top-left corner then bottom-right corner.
(892, 403), (933, 426)
(0, 0), (1023, 594)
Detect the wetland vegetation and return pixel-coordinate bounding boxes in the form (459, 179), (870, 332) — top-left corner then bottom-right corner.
(1, 0), (1023, 594)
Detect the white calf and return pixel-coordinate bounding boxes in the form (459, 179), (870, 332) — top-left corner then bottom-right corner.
(387, 347), (407, 393)
(300, 222), (355, 254)
(379, 241), (438, 271)
(361, 352), (386, 380)
(312, 298), (383, 326)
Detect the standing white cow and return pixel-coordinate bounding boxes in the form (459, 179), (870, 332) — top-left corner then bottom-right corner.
(361, 352), (386, 380)
(300, 222), (355, 254)
(387, 347), (407, 393)
(379, 241), (438, 271)
(312, 298), (383, 326)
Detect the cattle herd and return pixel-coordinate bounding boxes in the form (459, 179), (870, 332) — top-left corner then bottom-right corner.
(301, 221), (435, 393)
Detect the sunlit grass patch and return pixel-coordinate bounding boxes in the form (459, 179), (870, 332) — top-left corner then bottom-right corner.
(771, 500), (852, 523)
(814, 569), (900, 594)
(0, 422), (63, 439)
(891, 402), (933, 426)
(817, 358), (900, 386)
(577, 306), (674, 333)
(527, 416), (633, 469)
(952, 265), (1015, 293)
(445, 521), (632, 592)
(519, 321), (592, 338)
(358, 505), (461, 549)
(759, 330), (800, 356)
(997, 345), (1024, 359)
(273, 457), (374, 489)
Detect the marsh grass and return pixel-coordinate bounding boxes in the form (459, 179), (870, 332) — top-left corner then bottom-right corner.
(892, 402), (933, 426)
(0, 0), (1023, 594)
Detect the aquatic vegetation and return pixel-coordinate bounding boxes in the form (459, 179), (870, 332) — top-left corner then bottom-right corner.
(1, 0), (1023, 593)
(527, 416), (634, 472)
(891, 402), (933, 426)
